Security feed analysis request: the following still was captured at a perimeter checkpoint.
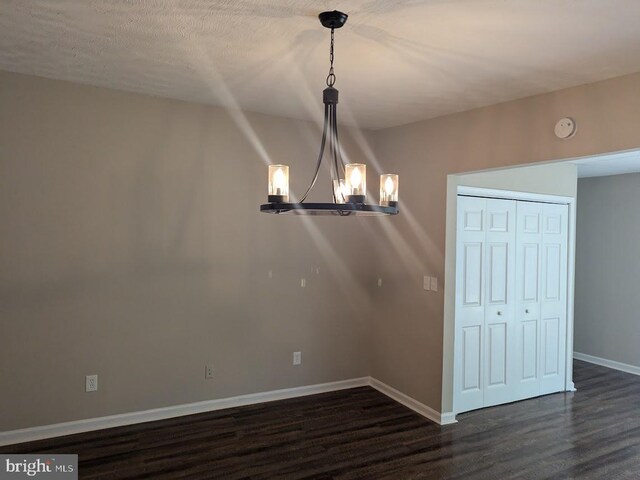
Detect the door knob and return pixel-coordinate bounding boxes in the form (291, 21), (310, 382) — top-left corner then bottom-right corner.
(525, 309), (530, 314)
(497, 311), (502, 316)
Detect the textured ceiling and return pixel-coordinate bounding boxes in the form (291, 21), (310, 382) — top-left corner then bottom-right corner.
(2, 1), (640, 129)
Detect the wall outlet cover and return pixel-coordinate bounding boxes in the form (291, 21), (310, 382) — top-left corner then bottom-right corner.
(293, 351), (302, 365)
(85, 374), (98, 392)
(205, 365), (214, 379)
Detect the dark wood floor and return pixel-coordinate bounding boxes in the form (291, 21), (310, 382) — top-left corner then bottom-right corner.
(2, 360), (640, 479)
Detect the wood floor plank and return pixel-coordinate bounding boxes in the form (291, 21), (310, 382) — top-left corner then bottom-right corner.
(2, 361), (640, 479)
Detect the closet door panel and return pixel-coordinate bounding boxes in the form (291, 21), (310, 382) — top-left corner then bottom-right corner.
(455, 196), (487, 413)
(483, 199), (516, 407)
(513, 201), (543, 400)
(540, 203), (568, 394)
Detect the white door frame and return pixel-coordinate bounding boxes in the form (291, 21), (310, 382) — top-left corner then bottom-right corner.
(447, 186), (576, 418)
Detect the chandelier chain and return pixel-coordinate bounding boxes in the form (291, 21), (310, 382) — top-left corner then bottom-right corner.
(326, 27), (336, 86)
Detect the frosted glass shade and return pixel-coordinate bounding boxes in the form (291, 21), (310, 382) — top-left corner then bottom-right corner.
(333, 179), (348, 204)
(380, 174), (399, 206)
(345, 163), (366, 202)
(268, 165), (289, 202)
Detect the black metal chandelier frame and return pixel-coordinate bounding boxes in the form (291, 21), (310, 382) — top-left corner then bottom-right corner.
(260, 11), (399, 216)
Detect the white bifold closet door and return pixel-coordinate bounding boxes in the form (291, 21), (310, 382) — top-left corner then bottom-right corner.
(455, 195), (568, 414)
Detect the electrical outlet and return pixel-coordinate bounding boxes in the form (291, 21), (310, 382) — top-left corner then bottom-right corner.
(293, 351), (302, 365)
(377, 278), (383, 287)
(423, 275), (430, 291)
(85, 374), (98, 392)
(430, 276), (438, 292)
(300, 278), (306, 288)
(205, 365), (214, 379)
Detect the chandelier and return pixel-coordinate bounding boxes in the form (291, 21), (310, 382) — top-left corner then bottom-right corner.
(260, 11), (399, 216)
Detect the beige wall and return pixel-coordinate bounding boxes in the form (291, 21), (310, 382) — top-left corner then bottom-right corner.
(3, 69), (640, 431)
(575, 173), (640, 367)
(371, 72), (640, 412)
(0, 71), (378, 431)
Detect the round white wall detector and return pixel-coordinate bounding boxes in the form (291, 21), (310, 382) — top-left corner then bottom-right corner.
(554, 117), (577, 139)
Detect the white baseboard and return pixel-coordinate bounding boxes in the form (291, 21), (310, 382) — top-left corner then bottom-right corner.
(1, 376), (455, 446)
(0, 377), (369, 447)
(439, 412), (457, 425)
(574, 352), (640, 376)
(369, 378), (457, 425)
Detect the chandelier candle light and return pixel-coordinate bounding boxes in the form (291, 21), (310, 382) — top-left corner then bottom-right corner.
(268, 165), (289, 202)
(260, 11), (399, 216)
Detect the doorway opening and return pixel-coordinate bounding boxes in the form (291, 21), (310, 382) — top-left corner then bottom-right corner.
(442, 149), (640, 419)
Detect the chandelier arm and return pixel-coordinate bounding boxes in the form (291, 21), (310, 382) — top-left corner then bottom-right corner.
(329, 105), (338, 203)
(331, 104), (346, 171)
(330, 106), (341, 192)
(330, 105), (350, 216)
(299, 103), (330, 203)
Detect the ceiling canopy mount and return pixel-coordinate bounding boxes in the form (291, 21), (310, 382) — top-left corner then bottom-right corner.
(318, 10), (348, 29)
